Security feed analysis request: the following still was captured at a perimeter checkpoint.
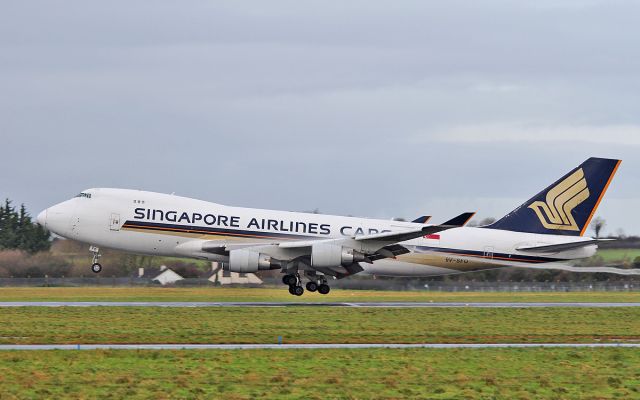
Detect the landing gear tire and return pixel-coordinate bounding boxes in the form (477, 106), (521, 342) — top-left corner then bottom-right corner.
(293, 286), (304, 296)
(282, 274), (297, 286)
(306, 281), (318, 292)
(318, 284), (330, 295)
(91, 263), (102, 274)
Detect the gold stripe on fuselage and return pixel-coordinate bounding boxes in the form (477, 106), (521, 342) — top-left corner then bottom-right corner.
(396, 252), (506, 272)
(123, 225), (509, 272)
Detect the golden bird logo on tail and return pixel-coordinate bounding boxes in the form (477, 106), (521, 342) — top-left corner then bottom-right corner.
(528, 168), (590, 231)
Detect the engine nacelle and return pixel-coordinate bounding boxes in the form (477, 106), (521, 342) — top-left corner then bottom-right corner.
(227, 249), (277, 273)
(311, 243), (365, 268)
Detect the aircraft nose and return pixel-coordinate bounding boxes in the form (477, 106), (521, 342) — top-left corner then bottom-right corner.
(36, 209), (47, 227)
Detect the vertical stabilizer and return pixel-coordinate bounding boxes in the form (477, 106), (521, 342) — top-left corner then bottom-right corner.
(486, 157), (621, 236)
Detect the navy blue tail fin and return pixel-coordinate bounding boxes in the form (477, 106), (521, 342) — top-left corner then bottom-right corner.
(486, 157), (621, 236)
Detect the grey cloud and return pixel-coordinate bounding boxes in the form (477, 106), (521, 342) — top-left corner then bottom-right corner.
(1, 0), (639, 235)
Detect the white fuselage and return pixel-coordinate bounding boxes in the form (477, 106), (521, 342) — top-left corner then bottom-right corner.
(38, 188), (597, 277)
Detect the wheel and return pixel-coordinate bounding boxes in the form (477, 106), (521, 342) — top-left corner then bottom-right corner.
(306, 281), (318, 292)
(283, 274), (297, 286)
(91, 263), (102, 274)
(288, 285), (296, 295)
(318, 284), (330, 295)
(294, 286), (304, 296)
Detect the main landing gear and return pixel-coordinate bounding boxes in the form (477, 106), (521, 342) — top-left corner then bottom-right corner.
(90, 246), (102, 274)
(282, 274), (330, 296)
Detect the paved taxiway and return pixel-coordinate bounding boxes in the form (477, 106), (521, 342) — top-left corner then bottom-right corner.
(0, 302), (638, 308)
(1, 343), (639, 351)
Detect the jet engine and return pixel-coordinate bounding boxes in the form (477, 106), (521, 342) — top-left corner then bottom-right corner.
(227, 249), (279, 273)
(311, 243), (365, 268)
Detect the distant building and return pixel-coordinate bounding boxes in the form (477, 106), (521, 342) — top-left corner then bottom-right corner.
(208, 262), (263, 285)
(138, 265), (185, 286)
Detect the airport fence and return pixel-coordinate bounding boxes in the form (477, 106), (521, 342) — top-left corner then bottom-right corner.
(0, 276), (637, 292)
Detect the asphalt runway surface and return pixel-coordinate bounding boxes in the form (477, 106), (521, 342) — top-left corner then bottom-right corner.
(0, 302), (639, 308)
(1, 343), (639, 351)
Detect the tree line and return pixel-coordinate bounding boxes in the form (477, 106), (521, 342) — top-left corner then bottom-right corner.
(0, 199), (50, 254)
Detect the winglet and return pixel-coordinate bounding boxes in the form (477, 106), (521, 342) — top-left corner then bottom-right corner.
(442, 212), (476, 227)
(411, 215), (432, 224)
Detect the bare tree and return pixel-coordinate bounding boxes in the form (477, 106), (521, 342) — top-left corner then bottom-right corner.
(590, 217), (606, 238)
(466, 217), (496, 227)
(479, 217), (496, 226)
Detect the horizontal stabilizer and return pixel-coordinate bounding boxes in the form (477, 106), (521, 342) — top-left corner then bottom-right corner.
(522, 264), (640, 275)
(517, 239), (613, 253)
(442, 212), (476, 227)
(411, 215), (431, 224)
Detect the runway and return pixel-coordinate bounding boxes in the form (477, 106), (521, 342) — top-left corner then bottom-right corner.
(0, 301), (638, 308)
(1, 343), (639, 351)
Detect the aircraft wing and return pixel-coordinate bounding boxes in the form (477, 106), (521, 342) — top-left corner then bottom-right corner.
(516, 239), (613, 253)
(183, 212), (474, 279)
(278, 212), (475, 250)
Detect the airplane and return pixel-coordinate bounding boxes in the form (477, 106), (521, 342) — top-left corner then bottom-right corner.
(37, 157), (624, 295)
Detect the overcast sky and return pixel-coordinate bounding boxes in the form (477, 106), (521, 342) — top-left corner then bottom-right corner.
(1, 0), (639, 235)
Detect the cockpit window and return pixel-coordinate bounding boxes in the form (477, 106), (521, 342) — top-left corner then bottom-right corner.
(75, 192), (92, 199)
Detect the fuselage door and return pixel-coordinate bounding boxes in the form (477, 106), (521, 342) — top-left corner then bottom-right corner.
(483, 246), (494, 259)
(110, 213), (121, 231)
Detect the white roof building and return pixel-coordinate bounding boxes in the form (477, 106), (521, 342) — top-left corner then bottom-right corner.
(138, 265), (185, 286)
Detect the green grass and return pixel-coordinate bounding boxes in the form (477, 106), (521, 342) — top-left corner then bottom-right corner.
(0, 287), (638, 302)
(0, 348), (638, 399)
(1, 307), (639, 345)
(597, 248), (640, 263)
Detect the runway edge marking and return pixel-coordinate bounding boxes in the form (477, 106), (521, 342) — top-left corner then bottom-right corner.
(1, 343), (639, 351)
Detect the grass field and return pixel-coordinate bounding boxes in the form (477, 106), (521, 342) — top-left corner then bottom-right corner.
(0, 287), (638, 302)
(1, 288), (638, 399)
(0, 348), (638, 399)
(597, 248), (640, 263)
(1, 307), (638, 345)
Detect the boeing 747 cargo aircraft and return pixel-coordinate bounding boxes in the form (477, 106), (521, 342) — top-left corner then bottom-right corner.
(37, 158), (622, 295)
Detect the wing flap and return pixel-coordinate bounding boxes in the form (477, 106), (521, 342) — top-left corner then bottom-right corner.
(517, 239), (612, 253)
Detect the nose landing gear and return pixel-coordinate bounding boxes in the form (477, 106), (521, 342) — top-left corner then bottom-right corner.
(90, 246), (102, 274)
